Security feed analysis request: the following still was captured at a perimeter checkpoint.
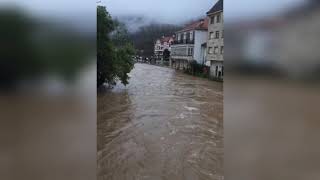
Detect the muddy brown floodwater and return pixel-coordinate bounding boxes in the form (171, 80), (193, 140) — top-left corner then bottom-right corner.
(98, 63), (223, 180)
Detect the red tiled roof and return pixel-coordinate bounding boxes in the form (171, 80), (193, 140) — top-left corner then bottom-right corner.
(177, 18), (209, 33)
(160, 36), (174, 43)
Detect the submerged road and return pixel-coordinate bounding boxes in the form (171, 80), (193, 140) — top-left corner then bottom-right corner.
(98, 63), (223, 180)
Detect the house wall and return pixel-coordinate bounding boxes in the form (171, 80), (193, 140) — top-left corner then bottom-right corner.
(206, 11), (224, 63)
(244, 30), (274, 63)
(210, 61), (223, 79)
(206, 11), (224, 79)
(275, 9), (320, 77)
(194, 30), (208, 64)
(154, 38), (174, 60)
(200, 45), (207, 66)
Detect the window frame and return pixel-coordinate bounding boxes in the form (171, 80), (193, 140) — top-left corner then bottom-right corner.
(215, 31), (220, 39)
(217, 13), (221, 23)
(210, 16), (215, 24)
(214, 46), (219, 54)
(208, 47), (213, 54)
(209, 32), (214, 39)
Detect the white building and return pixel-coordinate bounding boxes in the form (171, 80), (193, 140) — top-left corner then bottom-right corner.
(226, 0), (320, 79)
(274, 1), (320, 78)
(154, 36), (174, 62)
(170, 19), (208, 70)
(206, 0), (224, 80)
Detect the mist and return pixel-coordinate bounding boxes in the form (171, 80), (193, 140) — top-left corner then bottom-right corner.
(102, 0), (214, 24)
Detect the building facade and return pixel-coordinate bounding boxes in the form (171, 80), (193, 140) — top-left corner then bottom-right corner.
(154, 36), (174, 62)
(274, 1), (320, 78)
(206, 0), (224, 80)
(170, 19), (208, 70)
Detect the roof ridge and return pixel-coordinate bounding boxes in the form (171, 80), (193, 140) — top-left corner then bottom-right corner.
(207, 0), (223, 15)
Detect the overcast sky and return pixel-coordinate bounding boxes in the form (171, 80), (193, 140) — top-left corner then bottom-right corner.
(102, 0), (305, 23)
(2, 0), (306, 24)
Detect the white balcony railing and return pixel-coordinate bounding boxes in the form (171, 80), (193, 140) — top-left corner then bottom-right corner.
(171, 44), (194, 57)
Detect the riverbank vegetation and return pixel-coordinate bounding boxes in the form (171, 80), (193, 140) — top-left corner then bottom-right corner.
(0, 8), (93, 90)
(97, 6), (135, 87)
(183, 61), (223, 82)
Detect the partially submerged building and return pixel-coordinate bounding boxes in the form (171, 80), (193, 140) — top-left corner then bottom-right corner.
(206, 0), (224, 80)
(170, 19), (208, 70)
(226, 0), (320, 79)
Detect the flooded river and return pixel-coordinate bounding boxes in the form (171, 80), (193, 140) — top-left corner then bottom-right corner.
(98, 63), (223, 180)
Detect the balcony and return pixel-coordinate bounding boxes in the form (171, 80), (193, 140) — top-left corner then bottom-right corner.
(172, 39), (194, 45)
(170, 44), (194, 61)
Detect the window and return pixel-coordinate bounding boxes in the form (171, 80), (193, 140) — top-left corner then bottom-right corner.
(188, 47), (193, 56)
(177, 33), (181, 41)
(214, 46), (219, 54)
(220, 46), (224, 54)
(210, 16), (215, 24)
(217, 13), (221, 23)
(215, 31), (220, 39)
(183, 32), (187, 39)
(208, 47), (213, 54)
(209, 32), (214, 39)
(222, 30), (224, 38)
(190, 31), (193, 40)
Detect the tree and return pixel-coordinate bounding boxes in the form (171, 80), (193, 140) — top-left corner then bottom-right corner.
(0, 8), (92, 90)
(163, 49), (170, 61)
(97, 6), (134, 87)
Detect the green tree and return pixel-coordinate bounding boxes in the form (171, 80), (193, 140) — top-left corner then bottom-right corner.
(97, 6), (134, 87)
(0, 8), (92, 90)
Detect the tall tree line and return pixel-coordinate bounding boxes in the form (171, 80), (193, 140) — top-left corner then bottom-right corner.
(97, 6), (135, 87)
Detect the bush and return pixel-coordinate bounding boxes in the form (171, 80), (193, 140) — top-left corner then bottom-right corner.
(184, 60), (209, 78)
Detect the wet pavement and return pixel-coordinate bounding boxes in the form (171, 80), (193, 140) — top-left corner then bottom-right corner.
(98, 63), (223, 180)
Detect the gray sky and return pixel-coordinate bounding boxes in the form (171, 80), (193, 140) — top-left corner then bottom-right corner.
(101, 0), (214, 24)
(2, 0), (306, 25)
(102, 0), (305, 23)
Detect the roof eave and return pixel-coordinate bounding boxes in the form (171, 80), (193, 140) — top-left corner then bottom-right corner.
(207, 10), (223, 16)
(176, 29), (194, 33)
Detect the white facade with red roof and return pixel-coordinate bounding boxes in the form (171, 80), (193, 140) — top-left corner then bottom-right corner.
(170, 18), (209, 69)
(154, 36), (174, 60)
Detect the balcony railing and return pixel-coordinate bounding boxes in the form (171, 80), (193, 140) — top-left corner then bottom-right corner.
(172, 39), (194, 45)
(171, 44), (194, 57)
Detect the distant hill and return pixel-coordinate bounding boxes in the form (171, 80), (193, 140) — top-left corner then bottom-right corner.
(114, 15), (156, 33)
(129, 23), (182, 57)
(113, 15), (209, 57)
